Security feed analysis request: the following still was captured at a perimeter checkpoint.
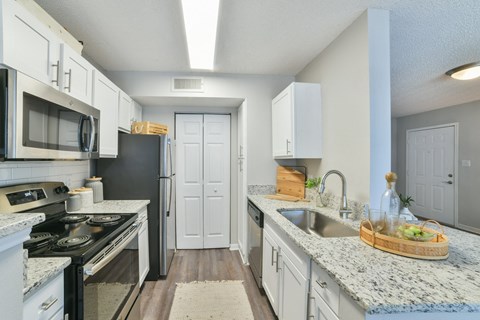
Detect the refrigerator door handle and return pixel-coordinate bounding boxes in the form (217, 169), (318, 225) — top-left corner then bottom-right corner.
(168, 137), (173, 176)
(166, 176), (172, 217)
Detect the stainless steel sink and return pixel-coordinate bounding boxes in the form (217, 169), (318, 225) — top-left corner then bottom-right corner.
(277, 209), (358, 238)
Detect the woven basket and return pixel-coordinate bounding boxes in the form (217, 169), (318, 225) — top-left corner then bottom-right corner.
(360, 219), (449, 260)
(131, 121), (168, 135)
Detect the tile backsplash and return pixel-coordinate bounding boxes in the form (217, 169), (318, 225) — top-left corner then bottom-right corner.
(0, 161), (90, 189)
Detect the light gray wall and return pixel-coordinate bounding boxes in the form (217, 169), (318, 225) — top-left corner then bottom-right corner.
(295, 9), (391, 206)
(107, 71), (294, 186)
(143, 106), (239, 244)
(395, 99), (480, 230)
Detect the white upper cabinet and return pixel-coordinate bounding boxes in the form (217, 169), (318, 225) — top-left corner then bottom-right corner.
(60, 44), (94, 105)
(132, 101), (143, 124)
(272, 82), (322, 159)
(0, 0), (60, 87)
(118, 91), (132, 133)
(93, 70), (119, 158)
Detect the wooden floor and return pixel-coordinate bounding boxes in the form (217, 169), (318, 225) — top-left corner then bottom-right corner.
(138, 249), (276, 320)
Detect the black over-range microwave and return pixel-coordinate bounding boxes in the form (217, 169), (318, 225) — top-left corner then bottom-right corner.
(0, 68), (100, 160)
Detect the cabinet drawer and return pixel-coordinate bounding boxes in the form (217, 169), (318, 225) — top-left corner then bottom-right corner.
(311, 262), (340, 315)
(23, 273), (64, 320)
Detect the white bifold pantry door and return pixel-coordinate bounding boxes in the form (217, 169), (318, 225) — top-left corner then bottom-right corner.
(176, 114), (231, 249)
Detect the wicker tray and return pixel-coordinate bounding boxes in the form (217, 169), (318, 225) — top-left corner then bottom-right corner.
(131, 121), (168, 135)
(360, 219), (449, 260)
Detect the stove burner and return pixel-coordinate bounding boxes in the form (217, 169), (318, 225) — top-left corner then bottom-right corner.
(24, 232), (55, 250)
(88, 215), (123, 226)
(55, 235), (93, 250)
(59, 215), (89, 224)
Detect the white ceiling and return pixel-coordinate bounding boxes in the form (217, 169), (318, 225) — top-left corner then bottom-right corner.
(35, 0), (480, 117)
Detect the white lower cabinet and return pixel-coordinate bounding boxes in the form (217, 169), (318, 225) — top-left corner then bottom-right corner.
(262, 228), (280, 314)
(310, 288), (339, 320)
(279, 251), (309, 320)
(138, 213), (150, 287)
(23, 273), (64, 320)
(262, 218), (310, 320)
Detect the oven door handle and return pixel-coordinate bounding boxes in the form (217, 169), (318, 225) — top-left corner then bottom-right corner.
(84, 224), (139, 277)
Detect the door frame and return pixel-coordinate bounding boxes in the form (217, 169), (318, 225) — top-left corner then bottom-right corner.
(174, 112), (233, 249)
(405, 123), (459, 227)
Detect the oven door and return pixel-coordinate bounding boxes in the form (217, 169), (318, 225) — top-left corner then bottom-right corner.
(81, 224), (140, 320)
(2, 68), (100, 160)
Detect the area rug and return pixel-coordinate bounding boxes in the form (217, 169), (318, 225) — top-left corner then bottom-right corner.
(169, 280), (255, 320)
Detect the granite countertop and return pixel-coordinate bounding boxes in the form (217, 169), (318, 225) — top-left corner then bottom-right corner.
(70, 200), (150, 214)
(23, 257), (71, 300)
(248, 195), (480, 315)
(0, 213), (44, 240)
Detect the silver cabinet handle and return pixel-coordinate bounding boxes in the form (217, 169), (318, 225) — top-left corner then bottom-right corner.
(41, 297), (58, 310)
(286, 139), (291, 154)
(51, 60), (60, 85)
(271, 247), (276, 266)
(275, 251), (281, 273)
(316, 280), (327, 288)
(442, 181), (453, 184)
(64, 68), (72, 92)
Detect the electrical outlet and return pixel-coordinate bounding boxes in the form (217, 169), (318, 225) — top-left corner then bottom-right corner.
(461, 160), (471, 167)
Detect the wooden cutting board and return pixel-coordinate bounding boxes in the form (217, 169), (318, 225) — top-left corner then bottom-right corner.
(265, 194), (309, 202)
(275, 166), (306, 199)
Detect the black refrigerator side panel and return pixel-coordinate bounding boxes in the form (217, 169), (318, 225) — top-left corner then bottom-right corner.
(97, 133), (161, 280)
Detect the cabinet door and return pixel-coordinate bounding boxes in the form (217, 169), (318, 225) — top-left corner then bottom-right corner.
(279, 250), (309, 320)
(118, 91), (133, 133)
(272, 86), (293, 158)
(132, 101), (143, 123)
(92, 70), (119, 157)
(310, 289), (339, 320)
(61, 44), (93, 105)
(1, 0), (60, 87)
(139, 219), (150, 287)
(262, 229), (280, 315)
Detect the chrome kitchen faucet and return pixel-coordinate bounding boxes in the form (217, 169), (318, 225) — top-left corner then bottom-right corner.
(319, 170), (353, 219)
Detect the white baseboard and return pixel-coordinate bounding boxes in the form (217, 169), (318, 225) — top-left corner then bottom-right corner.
(231, 243), (249, 265)
(458, 223), (480, 235)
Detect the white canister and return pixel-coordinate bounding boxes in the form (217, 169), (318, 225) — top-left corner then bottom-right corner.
(75, 187), (94, 208)
(85, 176), (104, 203)
(67, 192), (82, 212)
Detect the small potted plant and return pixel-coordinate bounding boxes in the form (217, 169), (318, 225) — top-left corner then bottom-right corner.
(305, 177), (325, 207)
(399, 194), (414, 216)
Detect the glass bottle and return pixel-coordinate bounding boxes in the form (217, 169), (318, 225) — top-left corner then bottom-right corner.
(380, 172), (400, 217)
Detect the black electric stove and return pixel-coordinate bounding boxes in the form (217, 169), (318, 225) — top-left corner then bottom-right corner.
(0, 182), (140, 320)
(26, 211), (137, 264)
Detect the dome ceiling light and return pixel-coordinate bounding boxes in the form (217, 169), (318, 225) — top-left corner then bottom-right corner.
(446, 62), (480, 80)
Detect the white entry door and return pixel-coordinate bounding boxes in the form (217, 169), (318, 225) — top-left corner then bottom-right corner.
(176, 114), (231, 249)
(406, 125), (456, 225)
(203, 115), (231, 248)
(176, 114), (204, 249)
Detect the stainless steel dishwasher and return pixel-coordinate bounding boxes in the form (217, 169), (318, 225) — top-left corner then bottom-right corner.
(247, 200), (264, 289)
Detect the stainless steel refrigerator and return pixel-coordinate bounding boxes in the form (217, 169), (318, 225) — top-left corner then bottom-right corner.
(97, 133), (175, 279)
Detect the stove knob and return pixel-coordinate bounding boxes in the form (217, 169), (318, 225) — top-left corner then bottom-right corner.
(61, 186), (70, 193)
(54, 187), (63, 194)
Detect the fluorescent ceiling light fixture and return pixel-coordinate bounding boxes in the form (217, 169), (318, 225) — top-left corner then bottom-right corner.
(181, 0), (220, 70)
(446, 62), (480, 80)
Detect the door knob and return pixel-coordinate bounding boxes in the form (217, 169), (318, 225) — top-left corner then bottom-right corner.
(448, 174), (453, 177)
(214, 188), (218, 192)
(442, 181), (453, 185)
